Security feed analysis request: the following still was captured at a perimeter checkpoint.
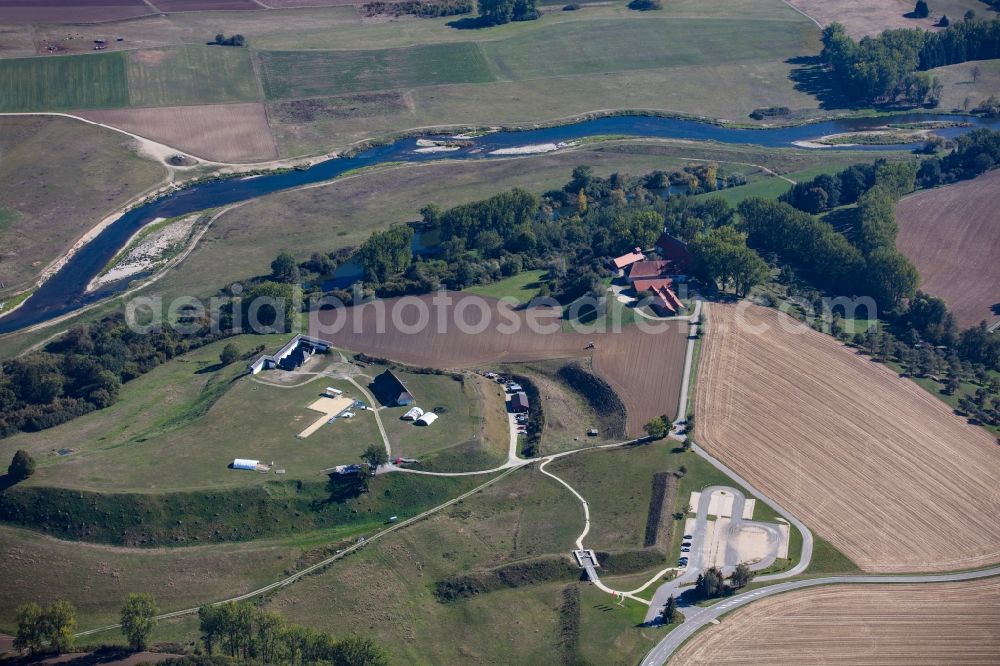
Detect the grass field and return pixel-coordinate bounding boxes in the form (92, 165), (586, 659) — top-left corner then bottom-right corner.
(695, 302), (1000, 573)
(0, 52), (129, 112)
(373, 368), (510, 471)
(0, 335), (386, 491)
(465, 269), (547, 302)
(0, 524), (300, 631)
(259, 42), (494, 99)
(0, 116), (166, 300)
(265, 462), (668, 664)
(896, 169), (1000, 328)
(126, 46), (260, 107)
(673, 579), (1000, 664)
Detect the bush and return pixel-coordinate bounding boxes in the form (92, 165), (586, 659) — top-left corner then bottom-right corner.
(8, 449), (35, 481)
(628, 0), (662, 9)
(435, 556), (577, 601)
(749, 106), (791, 120)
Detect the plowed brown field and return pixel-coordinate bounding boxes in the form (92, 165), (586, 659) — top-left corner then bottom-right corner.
(673, 579), (1000, 665)
(79, 103), (277, 163)
(696, 302), (1000, 573)
(310, 293), (688, 436)
(0, 0), (153, 23)
(897, 169), (1000, 329)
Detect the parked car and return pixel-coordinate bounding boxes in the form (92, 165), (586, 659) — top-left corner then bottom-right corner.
(683, 534), (693, 539)
(680, 547), (690, 553)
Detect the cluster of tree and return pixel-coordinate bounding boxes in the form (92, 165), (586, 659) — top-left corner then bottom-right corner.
(13, 601), (76, 655)
(694, 563), (754, 600)
(820, 17), (1000, 105)
(689, 226), (770, 297)
(918, 127), (1000, 187)
(341, 165), (750, 304)
(477, 0), (537, 24)
(780, 162), (879, 214)
(975, 94), (1000, 117)
(198, 602), (388, 665)
(360, 0), (471, 18)
(0, 312), (230, 438)
(782, 131), (1000, 207)
(355, 224), (414, 283)
(213, 33), (246, 47)
(643, 414), (673, 439)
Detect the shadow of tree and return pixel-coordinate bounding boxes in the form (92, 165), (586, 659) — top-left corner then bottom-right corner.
(446, 15), (493, 29)
(311, 473), (367, 509)
(787, 55), (859, 110)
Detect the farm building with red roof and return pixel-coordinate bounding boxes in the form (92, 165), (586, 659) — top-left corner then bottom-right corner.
(610, 248), (645, 271)
(655, 234), (692, 273)
(633, 278), (685, 316)
(626, 259), (671, 283)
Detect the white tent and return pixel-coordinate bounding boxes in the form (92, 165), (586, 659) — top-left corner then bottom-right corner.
(232, 458), (259, 471)
(416, 412), (438, 426)
(402, 406), (425, 421)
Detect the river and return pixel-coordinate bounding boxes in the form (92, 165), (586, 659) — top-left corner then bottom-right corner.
(1, 112), (997, 334)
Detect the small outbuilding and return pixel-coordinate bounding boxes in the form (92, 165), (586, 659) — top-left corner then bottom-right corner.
(372, 369), (415, 406)
(511, 392), (530, 412)
(416, 412), (439, 426)
(232, 458), (260, 471)
(402, 406), (425, 421)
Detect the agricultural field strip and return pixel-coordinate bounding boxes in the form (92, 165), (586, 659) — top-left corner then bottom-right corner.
(255, 16), (813, 100)
(696, 303), (1000, 572)
(640, 564), (1000, 666)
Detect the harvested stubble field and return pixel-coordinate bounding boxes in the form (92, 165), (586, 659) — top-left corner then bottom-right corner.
(695, 302), (1000, 573)
(673, 578), (1000, 665)
(896, 169), (1000, 329)
(311, 294), (688, 436)
(79, 103), (278, 163)
(0, 0), (154, 23)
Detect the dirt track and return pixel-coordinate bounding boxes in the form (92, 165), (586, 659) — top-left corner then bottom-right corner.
(79, 103), (278, 163)
(897, 169), (1000, 328)
(672, 578), (1000, 665)
(310, 293), (688, 435)
(695, 302), (1000, 573)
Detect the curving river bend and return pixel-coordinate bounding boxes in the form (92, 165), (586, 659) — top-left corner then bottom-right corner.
(2, 112), (997, 334)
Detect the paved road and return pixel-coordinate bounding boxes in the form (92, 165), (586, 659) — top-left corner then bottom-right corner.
(640, 564), (1000, 665)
